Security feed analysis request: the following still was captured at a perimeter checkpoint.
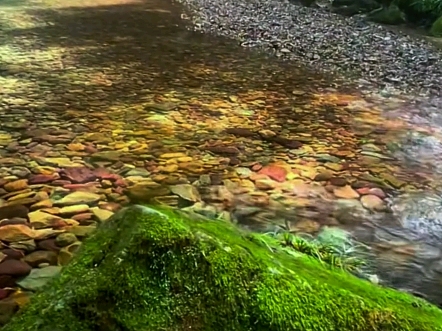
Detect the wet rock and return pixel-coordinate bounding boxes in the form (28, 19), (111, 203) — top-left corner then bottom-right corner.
(205, 145), (240, 155)
(314, 170), (333, 181)
(272, 136), (303, 149)
(170, 184), (201, 203)
(60, 167), (97, 184)
(90, 207), (114, 222)
(23, 251), (58, 267)
(0, 225), (34, 242)
(255, 178), (277, 190)
(0, 300), (19, 326)
(9, 240), (36, 252)
(360, 194), (385, 211)
(224, 128), (256, 137)
(58, 242), (82, 266)
(28, 174), (58, 185)
(16, 266), (62, 292)
(55, 233), (78, 247)
(0, 205), (29, 221)
(54, 191), (101, 206)
(3, 180), (28, 192)
(67, 225), (96, 238)
(37, 240), (60, 253)
(258, 165), (287, 182)
(126, 183), (171, 202)
(90, 151), (121, 162)
(58, 204), (90, 216)
(28, 210), (63, 229)
(0, 260), (31, 277)
(1, 249), (24, 260)
(0, 276), (15, 289)
(329, 177), (348, 186)
(333, 185), (359, 199)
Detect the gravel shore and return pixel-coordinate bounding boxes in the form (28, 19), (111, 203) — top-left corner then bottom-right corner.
(178, 0), (442, 96)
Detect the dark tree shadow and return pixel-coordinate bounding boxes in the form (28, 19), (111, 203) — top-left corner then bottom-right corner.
(0, 0), (335, 117)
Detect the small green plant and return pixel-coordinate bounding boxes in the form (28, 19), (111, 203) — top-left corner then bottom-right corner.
(430, 15), (442, 35)
(395, 0), (442, 17)
(412, 0), (442, 15)
(249, 227), (369, 274)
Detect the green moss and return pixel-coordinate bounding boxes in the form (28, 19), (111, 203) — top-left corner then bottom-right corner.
(368, 5), (406, 25)
(3, 205), (442, 331)
(431, 16), (442, 36)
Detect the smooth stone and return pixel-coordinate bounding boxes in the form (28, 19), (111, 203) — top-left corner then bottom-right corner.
(28, 210), (63, 229)
(9, 240), (36, 252)
(314, 170), (333, 182)
(159, 152), (187, 159)
(37, 239), (61, 252)
(55, 233), (78, 247)
(60, 167), (97, 184)
(90, 151), (121, 162)
(90, 207), (114, 222)
(35, 157), (82, 168)
(0, 260), (31, 276)
(258, 165), (287, 182)
(33, 228), (65, 240)
(67, 226), (96, 238)
(255, 179), (276, 190)
(16, 266), (62, 292)
(0, 225), (34, 242)
(0, 205), (29, 221)
(58, 242), (82, 266)
(23, 251), (58, 268)
(1, 249), (24, 260)
(360, 194), (386, 211)
(333, 185), (360, 199)
(126, 183), (171, 202)
(170, 184), (201, 202)
(58, 204), (90, 216)
(3, 180), (28, 192)
(125, 168), (150, 177)
(54, 191), (102, 206)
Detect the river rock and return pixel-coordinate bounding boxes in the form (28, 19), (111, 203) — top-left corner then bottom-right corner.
(170, 184), (201, 202)
(0, 205), (28, 221)
(360, 194), (385, 211)
(258, 165), (287, 182)
(58, 242), (82, 266)
(16, 266), (62, 292)
(3, 180), (28, 193)
(23, 251), (58, 267)
(54, 191), (101, 206)
(333, 185), (359, 199)
(28, 210), (62, 229)
(55, 233), (78, 247)
(90, 207), (114, 222)
(0, 225), (34, 242)
(0, 260), (31, 277)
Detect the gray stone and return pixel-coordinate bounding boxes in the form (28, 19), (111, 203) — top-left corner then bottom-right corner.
(17, 266), (62, 292)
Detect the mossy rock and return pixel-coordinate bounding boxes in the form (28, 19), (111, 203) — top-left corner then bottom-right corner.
(368, 5), (406, 25)
(3, 205), (442, 331)
(431, 16), (442, 37)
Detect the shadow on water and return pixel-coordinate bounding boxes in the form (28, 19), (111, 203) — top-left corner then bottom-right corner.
(0, 0), (337, 117)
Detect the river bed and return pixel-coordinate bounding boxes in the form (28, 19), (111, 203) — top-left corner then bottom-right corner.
(0, 0), (442, 319)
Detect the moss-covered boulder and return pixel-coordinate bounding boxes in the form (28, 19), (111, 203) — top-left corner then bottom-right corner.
(368, 5), (406, 25)
(431, 16), (442, 36)
(3, 205), (442, 331)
